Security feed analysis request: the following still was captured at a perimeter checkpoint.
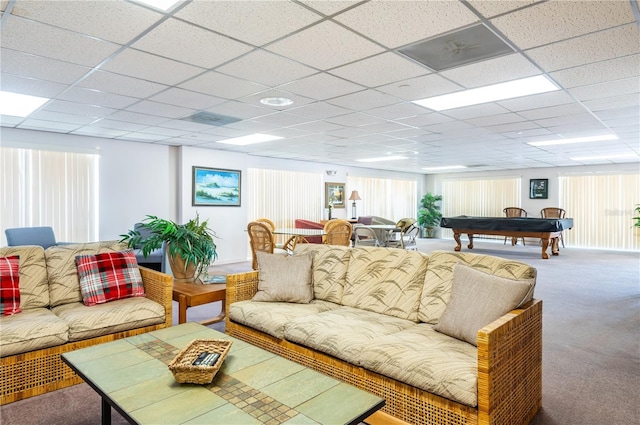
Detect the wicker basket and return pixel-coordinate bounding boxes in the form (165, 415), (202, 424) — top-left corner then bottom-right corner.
(168, 339), (233, 384)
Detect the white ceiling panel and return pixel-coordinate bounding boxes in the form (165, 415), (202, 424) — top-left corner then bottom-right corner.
(43, 100), (116, 118)
(297, 1), (361, 16)
(327, 89), (400, 111)
(550, 54), (640, 89)
(149, 88), (227, 110)
(125, 100), (195, 119)
(329, 52), (430, 88)
(76, 70), (168, 99)
(441, 54), (540, 88)
(468, 0), (542, 19)
(178, 71), (268, 99)
(568, 78), (640, 102)
(279, 72), (364, 100)
(58, 87), (139, 109)
(0, 74), (67, 98)
(18, 119), (81, 132)
(0, 49), (90, 85)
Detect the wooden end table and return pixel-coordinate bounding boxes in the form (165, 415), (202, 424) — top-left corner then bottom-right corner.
(172, 281), (226, 326)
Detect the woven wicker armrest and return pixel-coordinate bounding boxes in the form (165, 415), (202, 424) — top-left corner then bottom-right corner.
(225, 271), (259, 326)
(477, 298), (542, 425)
(139, 266), (173, 327)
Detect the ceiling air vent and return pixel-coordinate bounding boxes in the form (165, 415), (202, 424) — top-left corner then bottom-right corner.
(397, 24), (514, 72)
(181, 111), (241, 127)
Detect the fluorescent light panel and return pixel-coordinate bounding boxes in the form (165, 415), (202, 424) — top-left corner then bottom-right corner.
(412, 75), (559, 111)
(216, 133), (283, 146)
(356, 156), (407, 163)
(130, 0), (181, 11)
(421, 165), (467, 171)
(0, 91), (49, 117)
(528, 134), (618, 146)
(570, 154), (639, 161)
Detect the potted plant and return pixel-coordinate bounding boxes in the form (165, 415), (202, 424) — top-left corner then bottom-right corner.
(634, 205), (640, 228)
(121, 214), (217, 283)
(417, 193), (443, 238)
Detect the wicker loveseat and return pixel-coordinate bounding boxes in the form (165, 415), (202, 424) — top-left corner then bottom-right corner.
(226, 244), (542, 425)
(0, 241), (172, 404)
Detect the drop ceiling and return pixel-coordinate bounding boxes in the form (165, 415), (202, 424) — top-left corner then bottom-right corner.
(1, 0), (638, 174)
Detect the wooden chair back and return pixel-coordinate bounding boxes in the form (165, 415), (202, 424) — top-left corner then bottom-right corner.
(255, 217), (276, 231)
(323, 220), (353, 246)
(540, 208), (566, 218)
(503, 207), (528, 218)
(247, 221), (276, 270)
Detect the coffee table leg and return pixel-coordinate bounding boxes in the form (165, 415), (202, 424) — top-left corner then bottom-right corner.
(102, 397), (111, 425)
(178, 294), (187, 324)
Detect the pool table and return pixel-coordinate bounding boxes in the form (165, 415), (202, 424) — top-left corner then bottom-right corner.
(440, 216), (574, 259)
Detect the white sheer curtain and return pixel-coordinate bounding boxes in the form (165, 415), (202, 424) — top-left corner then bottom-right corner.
(247, 168), (323, 228)
(560, 172), (640, 250)
(0, 147), (99, 243)
(440, 177), (521, 239)
(346, 176), (417, 221)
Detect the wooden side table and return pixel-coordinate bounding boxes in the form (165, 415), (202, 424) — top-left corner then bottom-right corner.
(172, 281), (226, 325)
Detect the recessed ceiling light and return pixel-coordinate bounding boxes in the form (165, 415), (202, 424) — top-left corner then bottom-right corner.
(0, 91), (49, 117)
(570, 154), (638, 161)
(260, 97), (293, 107)
(412, 75), (559, 111)
(356, 156), (407, 163)
(216, 133), (283, 146)
(421, 165), (468, 171)
(528, 134), (619, 146)
(130, 0), (182, 11)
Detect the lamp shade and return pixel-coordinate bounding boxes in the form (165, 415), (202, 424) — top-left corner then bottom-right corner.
(348, 190), (361, 201)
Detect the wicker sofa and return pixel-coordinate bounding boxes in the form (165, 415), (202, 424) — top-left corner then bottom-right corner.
(226, 244), (542, 425)
(0, 241), (173, 404)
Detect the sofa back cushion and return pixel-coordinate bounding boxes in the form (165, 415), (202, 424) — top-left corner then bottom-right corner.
(342, 247), (429, 321)
(0, 245), (49, 310)
(419, 251), (537, 324)
(293, 244), (350, 303)
(47, 241), (129, 308)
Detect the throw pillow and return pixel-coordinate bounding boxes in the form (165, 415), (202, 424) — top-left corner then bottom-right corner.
(75, 250), (145, 306)
(252, 251), (313, 303)
(0, 256), (21, 316)
(434, 263), (535, 346)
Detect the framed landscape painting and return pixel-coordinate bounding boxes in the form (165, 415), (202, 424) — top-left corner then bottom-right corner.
(325, 182), (345, 208)
(192, 167), (241, 206)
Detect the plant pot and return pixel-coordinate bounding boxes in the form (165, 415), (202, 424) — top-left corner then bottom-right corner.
(424, 227), (435, 238)
(168, 252), (198, 283)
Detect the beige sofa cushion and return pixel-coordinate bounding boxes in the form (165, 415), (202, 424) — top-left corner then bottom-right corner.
(342, 247), (428, 321)
(0, 308), (69, 357)
(46, 241), (127, 308)
(359, 324), (478, 407)
(419, 251), (537, 324)
(0, 245), (49, 310)
(294, 244), (351, 303)
(229, 299), (340, 339)
(283, 306), (416, 363)
(253, 252), (313, 303)
(52, 297), (165, 341)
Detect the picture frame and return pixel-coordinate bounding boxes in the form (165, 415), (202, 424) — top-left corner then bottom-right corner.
(192, 166), (241, 206)
(325, 182), (346, 208)
(529, 178), (549, 199)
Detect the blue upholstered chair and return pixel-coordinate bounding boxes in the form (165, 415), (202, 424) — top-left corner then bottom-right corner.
(5, 226), (60, 249)
(132, 223), (167, 273)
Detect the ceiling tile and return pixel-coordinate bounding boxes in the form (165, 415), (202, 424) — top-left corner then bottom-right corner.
(441, 54), (540, 88)
(125, 100), (195, 118)
(334, 0), (478, 49)
(468, 0), (542, 19)
(18, 119), (80, 132)
(9, 0), (163, 44)
(72, 126), (129, 138)
(149, 88), (227, 110)
(101, 48), (205, 86)
(526, 24), (640, 72)
(0, 74), (67, 98)
(132, 18), (253, 69)
(498, 91), (575, 112)
(298, 1), (361, 16)
(550, 54), (640, 88)
(279, 72), (364, 100)
(1, 17), (120, 67)
(569, 78), (640, 102)
(583, 93), (640, 112)
(325, 112), (384, 127)
(442, 104), (511, 120)
(329, 52), (430, 88)
(216, 50), (317, 87)
(491, 1), (636, 50)
(106, 110), (169, 126)
(0, 48), (90, 85)
(90, 119), (147, 132)
(175, 1), (322, 47)
(327, 89), (400, 111)
(204, 100), (273, 120)
(77, 70), (168, 98)
(252, 112), (315, 128)
(178, 71), (268, 99)
(43, 100), (116, 118)
(466, 112), (527, 127)
(363, 102), (430, 120)
(288, 102), (352, 120)
(28, 111), (98, 126)
(518, 103), (588, 121)
(266, 20), (384, 70)
(237, 89), (315, 111)
(58, 87), (139, 109)
(376, 73), (462, 101)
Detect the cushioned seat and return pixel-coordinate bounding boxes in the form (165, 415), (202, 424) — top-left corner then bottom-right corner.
(5, 226), (60, 249)
(0, 308), (69, 357)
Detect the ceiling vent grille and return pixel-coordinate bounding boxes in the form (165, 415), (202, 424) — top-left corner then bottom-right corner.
(181, 111), (241, 126)
(397, 24), (514, 72)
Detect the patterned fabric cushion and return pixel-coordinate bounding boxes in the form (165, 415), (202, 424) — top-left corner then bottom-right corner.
(419, 251), (537, 324)
(0, 246), (49, 310)
(283, 306), (416, 363)
(342, 247), (429, 321)
(359, 324), (478, 407)
(293, 244), (351, 303)
(52, 297), (165, 341)
(76, 250), (145, 306)
(0, 256), (21, 316)
(229, 299), (340, 339)
(47, 241), (129, 308)
(253, 252), (313, 303)
(0, 308), (69, 357)
(434, 264), (535, 346)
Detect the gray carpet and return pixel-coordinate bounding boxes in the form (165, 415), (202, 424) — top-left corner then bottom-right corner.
(2, 239), (638, 424)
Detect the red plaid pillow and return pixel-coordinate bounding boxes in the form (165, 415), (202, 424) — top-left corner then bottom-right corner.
(75, 250), (145, 306)
(0, 256), (21, 316)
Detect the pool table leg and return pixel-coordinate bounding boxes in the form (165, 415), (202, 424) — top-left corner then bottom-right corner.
(453, 232), (462, 251)
(467, 233), (474, 249)
(551, 237), (560, 256)
(540, 238), (551, 259)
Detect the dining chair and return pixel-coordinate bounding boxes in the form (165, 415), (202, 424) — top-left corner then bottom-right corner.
(353, 225), (380, 247)
(401, 223), (420, 250)
(323, 220), (353, 246)
(503, 207), (528, 246)
(247, 221), (298, 269)
(541, 207), (566, 247)
(387, 217), (416, 247)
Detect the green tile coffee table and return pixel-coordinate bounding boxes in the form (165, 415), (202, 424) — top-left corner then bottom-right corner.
(62, 323), (384, 425)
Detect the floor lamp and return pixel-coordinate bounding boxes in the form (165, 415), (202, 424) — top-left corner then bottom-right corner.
(348, 190), (361, 219)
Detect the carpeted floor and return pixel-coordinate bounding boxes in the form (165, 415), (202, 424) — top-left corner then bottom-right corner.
(2, 239), (639, 424)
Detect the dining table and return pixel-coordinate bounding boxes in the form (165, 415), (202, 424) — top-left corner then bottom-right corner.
(365, 224), (400, 247)
(273, 228), (326, 237)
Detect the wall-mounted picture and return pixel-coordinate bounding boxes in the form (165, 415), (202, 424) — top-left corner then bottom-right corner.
(192, 167), (241, 206)
(325, 182), (345, 208)
(529, 178), (549, 199)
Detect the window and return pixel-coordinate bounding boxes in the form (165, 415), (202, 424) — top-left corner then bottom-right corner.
(0, 147), (99, 243)
(346, 176), (417, 221)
